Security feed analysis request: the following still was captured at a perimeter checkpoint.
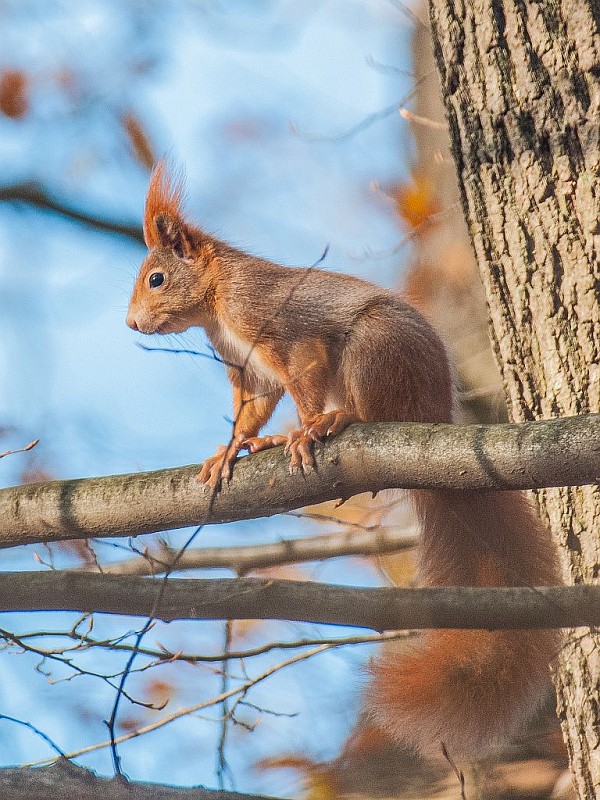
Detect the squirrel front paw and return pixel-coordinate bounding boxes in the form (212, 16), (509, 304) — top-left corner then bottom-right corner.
(285, 410), (359, 474)
(196, 434), (287, 489)
(197, 411), (358, 486)
(196, 437), (245, 489)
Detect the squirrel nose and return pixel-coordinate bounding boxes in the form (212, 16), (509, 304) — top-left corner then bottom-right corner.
(126, 314), (139, 331)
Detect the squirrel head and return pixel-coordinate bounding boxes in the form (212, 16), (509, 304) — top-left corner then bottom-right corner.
(126, 162), (215, 334)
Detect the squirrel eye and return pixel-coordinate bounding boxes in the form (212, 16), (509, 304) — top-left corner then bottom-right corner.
(149, 272), (165, 288)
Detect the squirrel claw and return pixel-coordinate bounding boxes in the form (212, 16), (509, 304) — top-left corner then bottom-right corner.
(284, 410), (359, 476)
(304, 410), (359, 440)
(285, 429), (316, 474)
(196, 439), (244, 489)
(243, 434), (286, 454)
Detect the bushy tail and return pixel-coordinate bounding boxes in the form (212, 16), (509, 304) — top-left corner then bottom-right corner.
(366, 489), (561, 757)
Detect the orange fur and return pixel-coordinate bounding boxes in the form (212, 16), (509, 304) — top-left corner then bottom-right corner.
(127, 165), (561, 759)
(368, 489), (559, 756)
(369, 627), (555, 755)
(143, 161), (186, 249)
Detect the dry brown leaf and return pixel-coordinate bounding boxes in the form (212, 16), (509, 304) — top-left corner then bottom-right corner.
(142, 678), (173, 708)
(303, 496), (373, 527)
(376, 549), (417, 587)
(483, 758), (566, 797)
(340, 721), (395, 759)
(122, 112), (156, 170)
(20, 465), (54, 485)
(394, 173), (440, 231)
(0, 68), (29, 119)
(256, 755), (315, 772)
(229, 618), (265, 643)
(52, 538), (98, 567)
(118, 715), (144, 733)
(304, 772), (340, 800)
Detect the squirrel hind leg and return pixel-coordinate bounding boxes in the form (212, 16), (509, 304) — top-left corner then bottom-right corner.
(341, 302), (454, 424)
(303, 409), (360, 439)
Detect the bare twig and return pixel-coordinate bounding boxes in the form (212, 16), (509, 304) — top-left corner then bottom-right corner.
(0, 627), (155, 704)
(24, 645), (335, 767)
(365, 54), (416, 76)
(0, 182), (144, 243)
(292, 74), (432, 142)
(0, 439), (39, 459)
(351, 202), (460, 260)
(13, 628), (414, 664)
(441, 743), (467, 800)
(399, 107), (447, 129)
(105, 523), (204, 777)
(0, 714), (65, 760)
(216, 621), (234, 790)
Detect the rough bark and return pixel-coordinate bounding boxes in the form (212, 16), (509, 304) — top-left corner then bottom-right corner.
(428, 1), (600, 796)
(1, 415), (599, 548)
(0, 760), (280, 800)
(2, 572), (599, 630)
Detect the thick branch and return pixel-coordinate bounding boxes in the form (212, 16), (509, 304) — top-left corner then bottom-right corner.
(0, 416), (599, 549)
(0, 760), (280, 800)
(0, 181), (144, 244)
(2, 572), (599, 629)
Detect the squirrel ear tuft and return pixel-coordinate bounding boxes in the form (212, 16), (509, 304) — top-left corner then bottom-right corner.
(143, 161), (198, 257)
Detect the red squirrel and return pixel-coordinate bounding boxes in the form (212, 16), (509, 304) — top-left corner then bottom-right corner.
(126, 163), (560, 758)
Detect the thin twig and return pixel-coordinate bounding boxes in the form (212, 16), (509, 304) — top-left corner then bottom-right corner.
(441, 743), (467, 800)
(13, 628), (414, 663)
(292, 75), (432, 142)
(0, 439), (39, 459)
(216, 620), (234, 790)
(0, 182), (144, 243)
(399, 107), (447, 129)
(0, 714), (66, 759)
(105, 521), (205, 777)
(24, 644), (335, 768)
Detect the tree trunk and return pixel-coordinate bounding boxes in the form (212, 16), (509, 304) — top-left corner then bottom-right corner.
(428, 1), (600, 796)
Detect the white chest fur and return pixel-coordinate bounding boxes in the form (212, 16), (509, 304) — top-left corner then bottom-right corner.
(207, 322), (281, 387)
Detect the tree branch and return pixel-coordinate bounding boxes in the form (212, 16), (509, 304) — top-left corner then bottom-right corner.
(0, 760), (282, 800)
(0, 415), (599, 550)
(81, 526), (417, 575)
(0, 181), (144, 244)
(2, 572), (599, 629)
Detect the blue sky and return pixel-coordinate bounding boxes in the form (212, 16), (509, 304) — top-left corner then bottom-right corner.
(0, 1), (416, 793)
